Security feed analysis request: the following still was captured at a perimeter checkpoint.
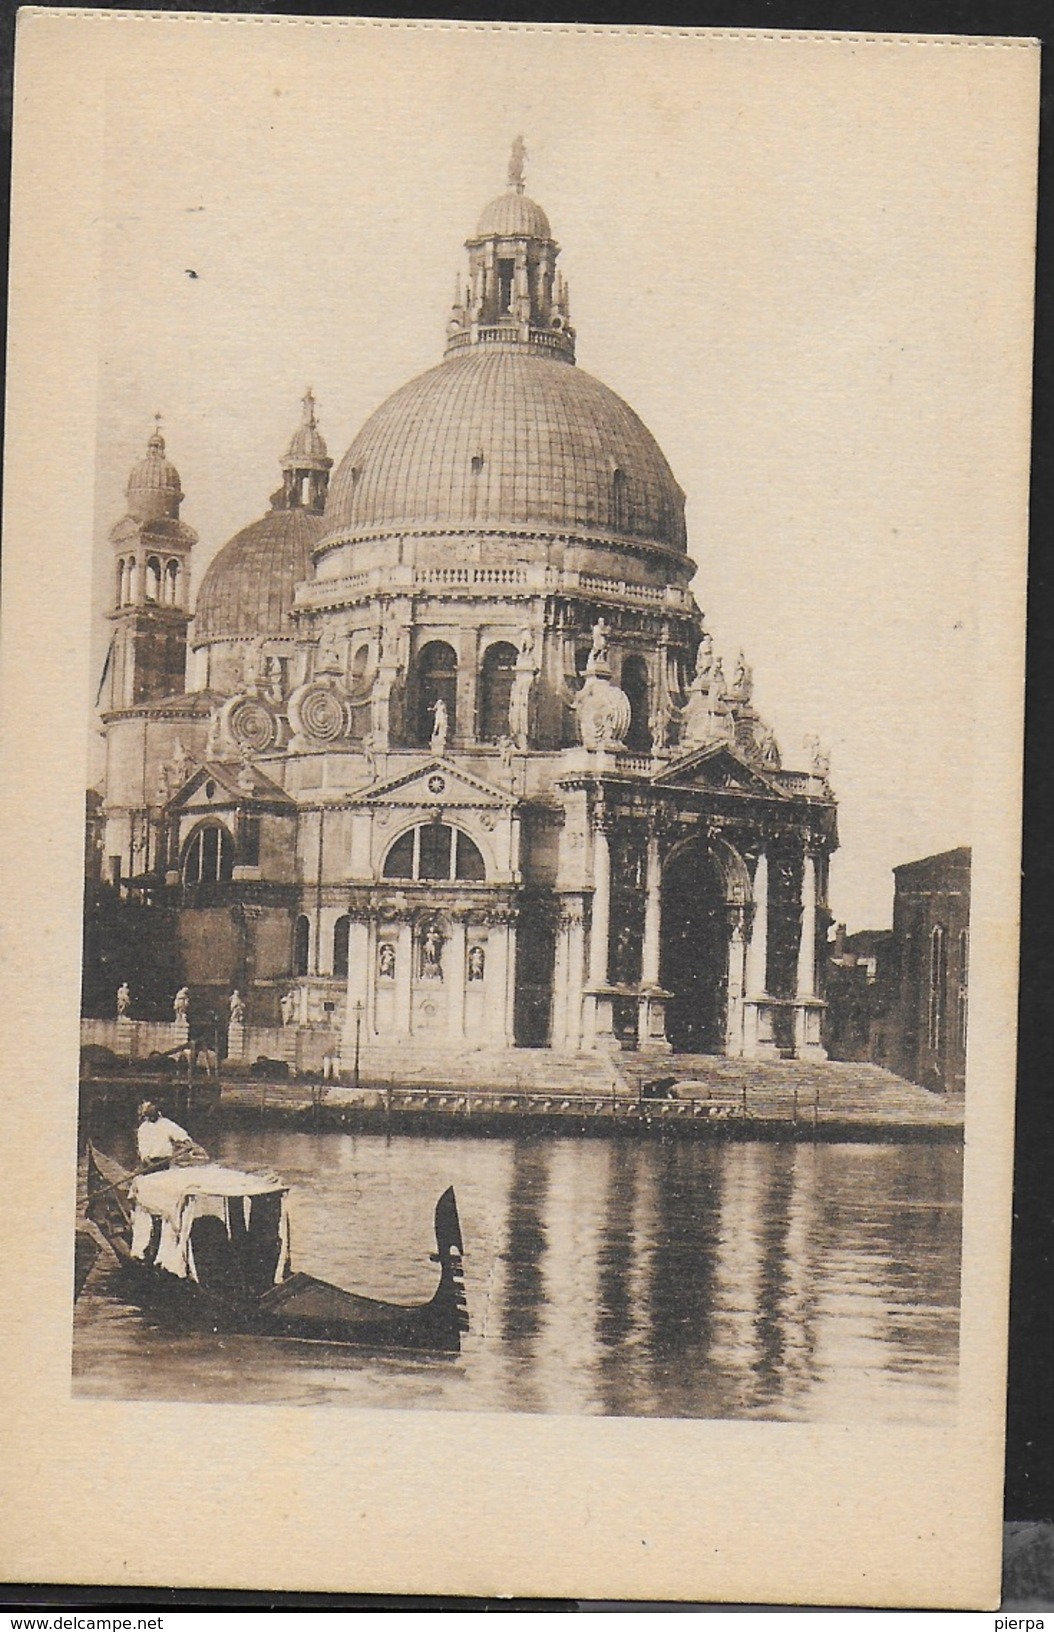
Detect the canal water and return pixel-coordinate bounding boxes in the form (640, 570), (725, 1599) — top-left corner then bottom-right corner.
(73, 1128), (961, 1421)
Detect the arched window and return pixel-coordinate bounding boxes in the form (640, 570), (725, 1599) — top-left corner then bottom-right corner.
(182, 823), (234, 885)
(621, 654), (652, 752)
(957, 928), (969, 1052)
(612, 467), (629, 532)
(928, 924), (947, 1052)
(293, 914), (310, 977)
(351, 643), (370, 684)
(165, 559), (180, 605)
(478, 641), (517, 742)
(416, 640), (457, 744)
(115, 558), (125, 607)
(382, 823), (486, 883)
(145, 556), (162, 603)
(333, 915), (351, 979)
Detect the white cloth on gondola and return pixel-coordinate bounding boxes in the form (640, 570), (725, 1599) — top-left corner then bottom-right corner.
(129, 1164), (288, 1281)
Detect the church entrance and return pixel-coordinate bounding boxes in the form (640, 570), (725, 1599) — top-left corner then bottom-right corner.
(660, 843), (730, 1054)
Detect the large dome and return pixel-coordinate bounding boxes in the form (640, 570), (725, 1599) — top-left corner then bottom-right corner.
(194, 506), (327, 641)
(323, 349), (687, 552)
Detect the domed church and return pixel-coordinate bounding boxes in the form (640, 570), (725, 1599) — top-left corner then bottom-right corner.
(94, 143), (837, 1075)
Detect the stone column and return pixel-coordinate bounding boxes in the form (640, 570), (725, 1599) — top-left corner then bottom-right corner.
(637, 830), (672, 1052)
(486, 918), (510, 1046)
(504, 916), (519, 1045)
(589, 822), (611, 988)
(797, 851), (817, 998)
(395, 919), (413, 1036)
(341, 917), (370, 1059)
(585, 819), (616, 1046)
(641, 833), (662, 985)
(558, 900), (587, 1053)
(795, 850), (826, 1058)
(743, 851), (775, 1059)
(725, 908), (748, 1057)
(551, 911), (569, 1051)
(364, 916), (378, 1038)
(447, 916), (467, 1040)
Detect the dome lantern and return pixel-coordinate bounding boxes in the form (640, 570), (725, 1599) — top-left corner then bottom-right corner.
(446, 138), (575, 364)
(126, 415), (184, 523)
(278, 389), (333, 512)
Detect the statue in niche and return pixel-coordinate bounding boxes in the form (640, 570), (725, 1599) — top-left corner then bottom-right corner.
(156, 762), (170, 803)
(266, 656), (285, 702)
(229, 990), (245, 1026)
(206, 709), (222, 759)
(316, 628), (343, 674)
(280, 991), (297, 1027)
(420, 925), (444, 980)
(116, 982), (132, 1018)
(362, 731), (377, 778)
(467, 945), (485, 982)
(378, 942), (396, 981)
(171, 738), (192, 787)
(237, 747), (257, 792)
(429, 696), (449, 755)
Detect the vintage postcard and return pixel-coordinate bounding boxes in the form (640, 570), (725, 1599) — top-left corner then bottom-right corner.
(0, 11), (1037, 1606)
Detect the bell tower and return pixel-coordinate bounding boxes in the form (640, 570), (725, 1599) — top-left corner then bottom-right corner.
(104, 420), (197, 709)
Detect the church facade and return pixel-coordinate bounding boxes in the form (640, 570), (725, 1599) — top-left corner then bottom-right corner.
(93, 148), (837, 1072)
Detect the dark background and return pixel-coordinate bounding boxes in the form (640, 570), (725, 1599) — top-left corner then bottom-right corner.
(1, 0), (1050, 1606)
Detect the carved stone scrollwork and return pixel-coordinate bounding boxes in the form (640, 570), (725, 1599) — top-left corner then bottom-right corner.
(288, 679), (349, 749)
(226, 694), (279, 754)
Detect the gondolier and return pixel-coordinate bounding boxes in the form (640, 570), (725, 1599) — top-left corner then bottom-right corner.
(136, 1100), (209, 1169)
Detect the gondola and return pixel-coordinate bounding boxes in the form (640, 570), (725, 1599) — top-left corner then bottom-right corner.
(84, 1142), (468, 1353)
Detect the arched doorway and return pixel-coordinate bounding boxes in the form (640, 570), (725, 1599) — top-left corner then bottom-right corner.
(660, 842), (730, 1053)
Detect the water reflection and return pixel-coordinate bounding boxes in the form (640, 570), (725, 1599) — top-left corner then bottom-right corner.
(74, 1129), (961, 1422)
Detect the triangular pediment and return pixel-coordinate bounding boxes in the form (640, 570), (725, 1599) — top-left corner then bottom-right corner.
(349, 757), (517, 810)
(653, 743), (789, 799)
(170, 760), (294, 810)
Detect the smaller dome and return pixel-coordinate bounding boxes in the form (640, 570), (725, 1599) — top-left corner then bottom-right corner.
(282, 389), (332, 472)
(127, 425), (183, 522)
(475, 190), (551, 241)
(193, 506), (326, 642)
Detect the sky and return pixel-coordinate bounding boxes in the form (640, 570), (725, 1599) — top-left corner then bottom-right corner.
(87, 19), (1036, 929)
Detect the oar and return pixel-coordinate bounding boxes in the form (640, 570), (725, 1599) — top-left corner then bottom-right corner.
(85, 1161), (149, 1203)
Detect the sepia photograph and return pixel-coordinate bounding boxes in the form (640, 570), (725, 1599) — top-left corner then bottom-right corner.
(1, 11), (1037, 1604)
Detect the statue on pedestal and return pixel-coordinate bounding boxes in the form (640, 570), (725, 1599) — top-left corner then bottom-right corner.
(229, 990), (245, 1026)
(116, 982), (131, 1018)
(429, 696), (449, 755)
(173, 986), (190, 1023)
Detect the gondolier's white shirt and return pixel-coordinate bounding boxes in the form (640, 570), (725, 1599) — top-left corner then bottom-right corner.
(137, 1115), (191, 1165)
